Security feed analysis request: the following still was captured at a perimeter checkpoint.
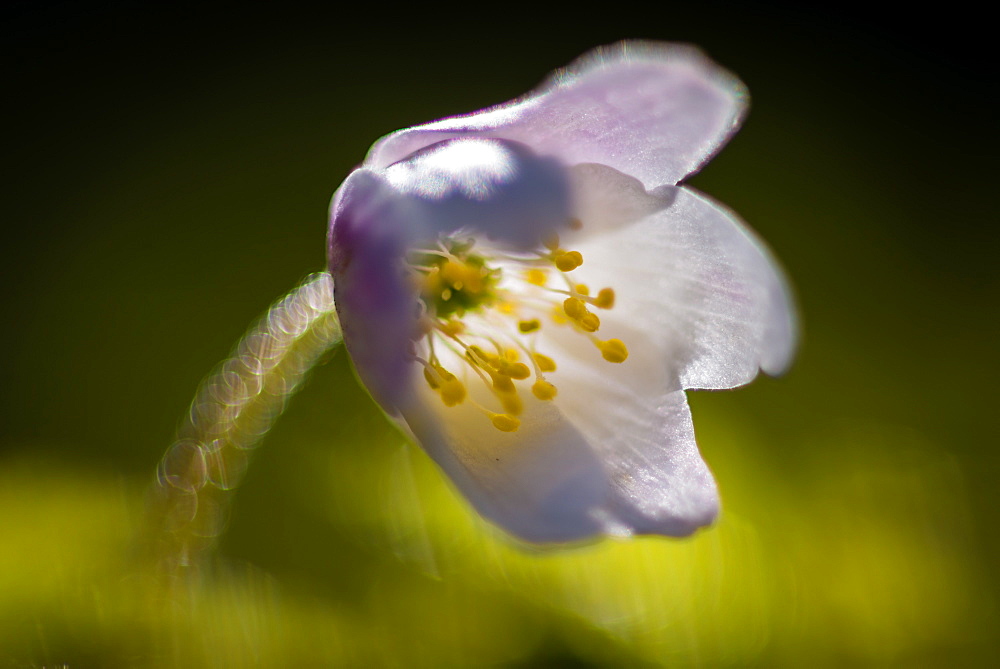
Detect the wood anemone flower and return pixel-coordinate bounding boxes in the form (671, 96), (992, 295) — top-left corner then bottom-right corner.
(327, 41), (797, 544)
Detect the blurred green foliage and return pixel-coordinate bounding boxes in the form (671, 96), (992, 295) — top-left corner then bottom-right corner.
(2, 3), (996, 666)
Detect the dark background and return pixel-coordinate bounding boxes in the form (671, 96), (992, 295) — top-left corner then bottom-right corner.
(2, 1), (997, 665)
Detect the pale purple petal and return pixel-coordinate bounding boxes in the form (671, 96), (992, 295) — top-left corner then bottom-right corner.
(328, 170), (418, 411)
(366, 41), (747, 189)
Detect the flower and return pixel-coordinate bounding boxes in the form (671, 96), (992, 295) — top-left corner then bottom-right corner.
(327, 42), (796, 544)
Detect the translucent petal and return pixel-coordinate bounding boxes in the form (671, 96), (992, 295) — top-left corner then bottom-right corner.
(556, 372), (719, 536)
(398, 314), (719, 542)
(398, 390), (610, 544)
(534, 289), (720, 537)
(569, 163), (797, 390)
(366, 41), (747, 189)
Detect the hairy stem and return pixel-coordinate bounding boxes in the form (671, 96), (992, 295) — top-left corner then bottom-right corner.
(143, 272), (341, 575)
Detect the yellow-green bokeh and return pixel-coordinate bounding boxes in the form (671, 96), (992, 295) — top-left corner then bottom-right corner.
(3, 4), (996, 666)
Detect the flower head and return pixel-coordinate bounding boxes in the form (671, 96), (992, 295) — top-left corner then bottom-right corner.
(328, 42), (796, 544)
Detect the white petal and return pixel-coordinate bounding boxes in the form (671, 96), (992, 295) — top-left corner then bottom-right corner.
(398, 389), (610, 544)
(535, 292), (720, 536)
(365, 41), (747, 189)
(554, 362), (719, 536)
(569, 163), (797, 390)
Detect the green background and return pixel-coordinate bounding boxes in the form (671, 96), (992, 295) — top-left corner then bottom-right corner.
(3, 2), (996, 665)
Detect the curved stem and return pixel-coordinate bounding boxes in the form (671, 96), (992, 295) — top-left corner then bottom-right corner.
(142, 272), (342, 576)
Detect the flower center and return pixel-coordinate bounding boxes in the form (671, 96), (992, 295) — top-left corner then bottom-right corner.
(408, 220), (629, 433)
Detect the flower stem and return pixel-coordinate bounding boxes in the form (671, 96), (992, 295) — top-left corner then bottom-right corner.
(141, 272), (341, 578)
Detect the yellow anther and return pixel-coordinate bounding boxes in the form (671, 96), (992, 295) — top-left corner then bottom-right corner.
(597, 338), (629, 363)
(533, 353), (557, 372)
(423, 366), (441, 389)
(563, 297), (586, 319)
(439, 319), (465, 336)
(440, 260), (483, 292)
(532, 380), (558, 401)
(441, 288), (452, 301)
(554, 250), (583, 272)
(492, 374), (515, 393)
(499, 392), (523, 416)
(503, 348), (520, 361)
(551, 304), (569, 324)
(595, 287), (615, 309)
(497, 301), (516, 314)
(568, 217), (583, 230)
(500, 361), (531, 380)
(579, 312), (601, 332)
(518, 319), (541, 333)
(543, 233), (561, 251)
(574, 283), (590, 296)
(491, 414), (521, 432)
(467, 345), (491, 365)
(439, 377), (466, 407)
(421, 267), (442, 292)
(525, 269), (548, 286)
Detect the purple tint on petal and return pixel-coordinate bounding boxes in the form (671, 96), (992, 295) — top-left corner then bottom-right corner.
(327, 139), (575, 412)
(328, 174), (418, 412)
(366, 41), (747, 189)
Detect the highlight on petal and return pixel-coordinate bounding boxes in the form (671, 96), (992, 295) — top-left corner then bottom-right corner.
(382, 138), (572, 249)
(366, 41), (747, 188)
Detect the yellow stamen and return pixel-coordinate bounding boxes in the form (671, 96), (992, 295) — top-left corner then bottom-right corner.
(439, 319), (465, 336)
(596, 338), (629, 363)
(439, 376), (466, 406)
(551, 304), (569, 324)
(518, 319), (541, 333)
(595, 288), (615, 309)
(498, 361), (531, 380)
(467, 345), (492, 366)
(532, 380), (558, 401)
(525, 269), (548, 286)
(554, 250), (583, 272)
(423, 366), (440, 389)
(533, 353), (557, 372)
(492, 375), (523, 415)
(563, 297), (586, 319)
(578, 312), (601, 332)
(491, 414), (521, 432)
(412, 229), (627, 432)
